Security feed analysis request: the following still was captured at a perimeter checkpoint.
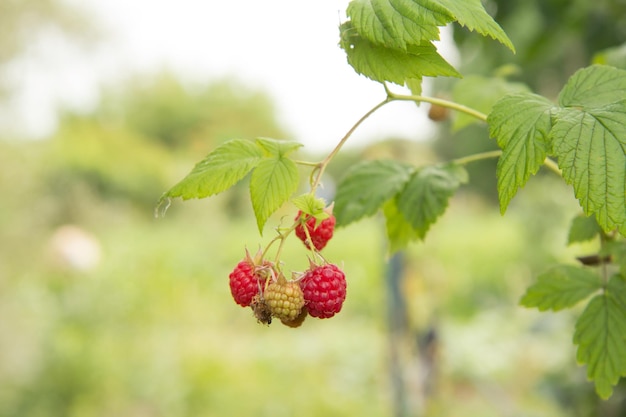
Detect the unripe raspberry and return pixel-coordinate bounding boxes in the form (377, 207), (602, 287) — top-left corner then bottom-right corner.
(295, 211), (336, 251)
(264, 280), (305, 322)
(281, 307), (308, 328)
(300, 263), (347, 319)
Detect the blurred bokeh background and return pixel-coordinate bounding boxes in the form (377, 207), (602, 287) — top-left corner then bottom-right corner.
(2, 1), (626, 416)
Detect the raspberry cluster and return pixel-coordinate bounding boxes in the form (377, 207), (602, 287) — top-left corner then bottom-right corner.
(227, 208), (347, 328)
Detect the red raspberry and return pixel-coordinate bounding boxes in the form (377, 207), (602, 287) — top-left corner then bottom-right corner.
(295, 211), (336, 251)
(299, 263), (347, 318)
(229, 260), (264, 307)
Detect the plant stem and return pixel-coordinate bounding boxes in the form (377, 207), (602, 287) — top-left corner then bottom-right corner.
(452, 150), (502, 165)
(386, 91), (488, 122)
(310, 98), (391, 192)
(542, 158), (562, 176)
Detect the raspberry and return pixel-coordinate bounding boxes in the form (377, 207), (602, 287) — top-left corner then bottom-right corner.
(228, 250), (271, 307)
(295, 211), (336, 251)
(300, 263), (347, 318)
(281, 307), (308, 328)
(264, 280), (305, 322)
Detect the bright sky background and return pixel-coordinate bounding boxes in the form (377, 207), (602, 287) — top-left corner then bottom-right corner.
(7, 0), (456, 152)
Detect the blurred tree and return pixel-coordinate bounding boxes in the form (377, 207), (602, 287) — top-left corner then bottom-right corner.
(97, 73), (290, 152)
(0, 0), (97, 98)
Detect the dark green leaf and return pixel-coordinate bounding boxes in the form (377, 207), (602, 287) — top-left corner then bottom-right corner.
(568, 215), (602, 245)
(250, 156), (299, 234)
(346, 0), (454, 50)
(335, 159), (414, 227)
(162, 139), (263, 201)
(573, 276), (626, 399)
(520, 265), (601, 311)
(552, 70), (626, 235)
(551, 103), (626, 235)
(487, 93), (555, 214)
(396, 164), (467, 238)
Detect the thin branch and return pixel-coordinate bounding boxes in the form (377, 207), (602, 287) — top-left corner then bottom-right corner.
(310, 98), (391, 191)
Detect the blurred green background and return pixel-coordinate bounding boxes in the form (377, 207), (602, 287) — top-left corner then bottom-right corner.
(2, 1), (626, 416)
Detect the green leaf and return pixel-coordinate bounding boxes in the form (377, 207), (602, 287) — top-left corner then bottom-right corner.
(593, 44), (626, 70)
(573, 276), (626, 399)
(568, 215), (602, 245)
(250, 156), (299, 234)
(432, 0), (515, 52)
(255, 137), (302, 158)
(335, 159), (414, 227)
(291, 194), (329, 219)
(558, 65), (626, 108)
(552, 66), (626, 234)
(383, 198), (422, 252)
(162, 139), (263, 201)
(487, 93), (555, 214)
(452, 75), (530, 131)
(520, 265), (601, 311)
(346, 0), (454, 50)
(340, 23), (461, 85)
(405, 77), (423, 98)
(396, 164), (467, 238)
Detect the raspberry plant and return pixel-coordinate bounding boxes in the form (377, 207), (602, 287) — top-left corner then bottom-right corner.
(158, 0), (626, 400)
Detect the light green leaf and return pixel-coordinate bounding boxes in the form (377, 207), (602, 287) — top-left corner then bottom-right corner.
(593, 44), (626, 70)
(335, 159), (414, 227)
(383, 198), (422, 253)
(340, 23), (461, 85)
(452, 75), (530, 131)
(250, 156), (299, 234)
(255, 137), (302, 158)
(520, 265), (601, 311)
(432, 0), (515, 52)
(405, 77), (423, 98)
(291, 194), (329, 219)
(346, 0), (454, 50)
(162, 139), (263, 201)
(487, 93), (555, 214)
(396, 164), (467, 238)
(568, 215), (602, 245)
(573, 276), (626, 399)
